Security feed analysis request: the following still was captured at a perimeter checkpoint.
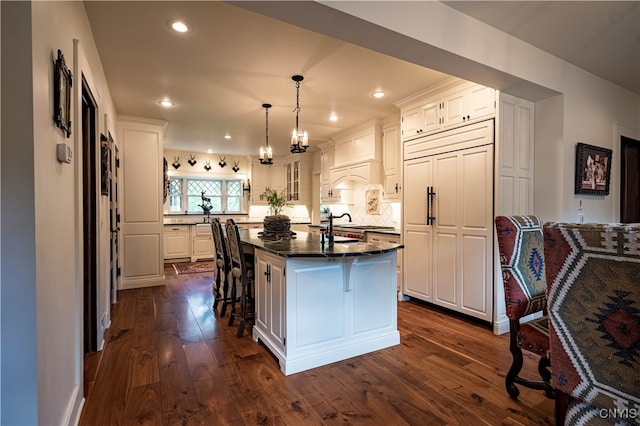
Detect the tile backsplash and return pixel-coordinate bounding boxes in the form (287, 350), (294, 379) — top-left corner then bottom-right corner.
(325, 184), (400, 228)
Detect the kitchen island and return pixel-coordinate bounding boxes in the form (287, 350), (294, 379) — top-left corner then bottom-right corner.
(239, 229), (403, 375)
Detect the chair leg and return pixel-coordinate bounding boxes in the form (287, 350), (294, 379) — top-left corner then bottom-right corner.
(236, 278), (248, 337)
(506, 339), (524, 400)
(220, 270), (229, 318)
(538, 356), (555, 399)
(227, 276), (237, 326)
(212, 267), (222, 310)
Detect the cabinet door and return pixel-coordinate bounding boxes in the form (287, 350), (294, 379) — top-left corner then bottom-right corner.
(431, 145), (493, 321)
(442, 87), (468, 128)
(164, 226), (190, 259)
(320, 146), (334, 187)
(255, 251), (286, 352)
(402, 156), (433, 299)
(467, 84), (495, 120)
(251, 161), (269, 203)
(401, 105), (421, 141)
(192, 235), (213, 259)
(382, 124), (400, 200)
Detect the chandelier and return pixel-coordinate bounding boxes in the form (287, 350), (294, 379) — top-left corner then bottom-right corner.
(259, 103), (274, 165)
(290, 75), (309, 153)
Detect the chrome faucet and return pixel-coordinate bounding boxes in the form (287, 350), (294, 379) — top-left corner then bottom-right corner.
(328, 212), (352, 247)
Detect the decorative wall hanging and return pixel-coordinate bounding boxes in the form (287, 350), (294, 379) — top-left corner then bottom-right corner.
(163, 157), (169, 203)
(574, 143), (612, 195)
(204, 161), (212, 171)
(100, 134), (111, 196)
(366, 189), (380, 215)
(188, 154), (197, 166)
(172, 156), (181, 169)
(53, 49), (73, 138)
(219, 156), (227, 168)
(232, 161), (240, 173)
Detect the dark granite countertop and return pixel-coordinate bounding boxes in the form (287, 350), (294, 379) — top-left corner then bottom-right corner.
(240, 229), (403, 258)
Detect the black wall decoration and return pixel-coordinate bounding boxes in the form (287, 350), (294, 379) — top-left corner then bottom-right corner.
(232, 161), (240, 173)
(188, 154), (197, 166)
(219, 156), (227, 168)
(172, 156), (181, 169)
(204, 161), (212, 171)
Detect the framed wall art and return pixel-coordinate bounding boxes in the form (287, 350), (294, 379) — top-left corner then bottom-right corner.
(53, 49), (73, 137)
(366, 189), (380, 215)
(574, 142), (612, 195)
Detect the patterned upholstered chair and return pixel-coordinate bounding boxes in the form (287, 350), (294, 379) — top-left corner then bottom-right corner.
(495, 215), (554, 400)
(544, 222), (640, 426)
(211, 218), (232, 317)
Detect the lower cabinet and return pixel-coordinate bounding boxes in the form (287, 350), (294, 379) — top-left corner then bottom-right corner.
(191, 223), (214, 261)
(253, 248), (399, 375)
(255, 250), (286, 353)
(163, 225), (190, 259)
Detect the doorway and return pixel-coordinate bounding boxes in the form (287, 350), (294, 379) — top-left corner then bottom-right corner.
(82, 78), (98, 354)
(620, 135), (640, 223)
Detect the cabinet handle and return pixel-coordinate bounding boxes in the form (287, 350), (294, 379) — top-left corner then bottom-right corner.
(395, 183), (399, 193)
(265, 263), (271, 283)
(427, 186), (436, 226)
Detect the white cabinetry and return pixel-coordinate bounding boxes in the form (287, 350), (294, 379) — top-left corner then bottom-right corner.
(284, 157), (311, 204)
(333, 120), (382, 167)
(252, 249), (399, 375)
(163, 225), (190, 259)
(255, 250), (286, 353)
(382, 123), (401, 200)
(251, 159), (286, 204)
(399, 80), (495, 142)
(320, 144), (341, 203)
(367, 232), (402, 296)
(191, 224), (214, 261)
(402, 120), (494, 322)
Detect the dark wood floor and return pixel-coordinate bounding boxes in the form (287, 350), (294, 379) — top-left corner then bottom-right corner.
(80, 264), (554, 425)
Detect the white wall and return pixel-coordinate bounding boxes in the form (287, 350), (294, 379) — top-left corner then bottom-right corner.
(1, 1), (117, 424)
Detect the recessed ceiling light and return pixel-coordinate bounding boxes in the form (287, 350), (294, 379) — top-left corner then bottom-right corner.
(224, 134), (231, 140)
(207, 149), (213, 154)
(371, 90), (387, 99)
(328, 113), (339, 122)
(169, 20), (190, 33)
(158, 100), (174, 107)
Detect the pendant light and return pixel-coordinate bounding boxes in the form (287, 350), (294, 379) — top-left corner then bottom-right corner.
(290, 75), (309, 153)
(259, 103), (273, 165)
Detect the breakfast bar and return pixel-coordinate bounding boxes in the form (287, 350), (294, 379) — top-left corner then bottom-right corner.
(240, 229), (403, 375)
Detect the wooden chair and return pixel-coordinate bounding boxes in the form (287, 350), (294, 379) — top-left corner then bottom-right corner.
(211, 218), (232, 317)
(224, 219), (255, 337)
(495, 215), (554, 400)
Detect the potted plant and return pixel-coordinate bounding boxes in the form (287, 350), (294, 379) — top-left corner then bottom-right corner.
(261, 187), (293, 238)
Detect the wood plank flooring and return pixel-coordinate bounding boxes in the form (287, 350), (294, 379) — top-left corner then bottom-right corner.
(80, 264), (554, 425)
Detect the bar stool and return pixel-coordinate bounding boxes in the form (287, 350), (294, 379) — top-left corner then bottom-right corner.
(211, 218), (232, 318)
(224, 218), (255, 337)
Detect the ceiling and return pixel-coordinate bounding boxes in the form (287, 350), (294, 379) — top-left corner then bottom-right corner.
(84, 1), (639, 157)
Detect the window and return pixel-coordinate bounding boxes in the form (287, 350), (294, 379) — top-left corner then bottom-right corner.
(167, 177), (243, 213)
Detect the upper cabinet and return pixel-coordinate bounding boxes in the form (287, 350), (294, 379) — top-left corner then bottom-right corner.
(252, 156), (311, 205)
(398, 79), (496, 142)
(251, 159), (286, 204)
(332, 120), (382, 168)
(382, 123), (401, 200)
(284, 157), (311, 204)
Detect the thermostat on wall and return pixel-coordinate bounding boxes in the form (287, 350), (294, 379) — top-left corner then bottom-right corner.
(57, 143), (73, 163)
